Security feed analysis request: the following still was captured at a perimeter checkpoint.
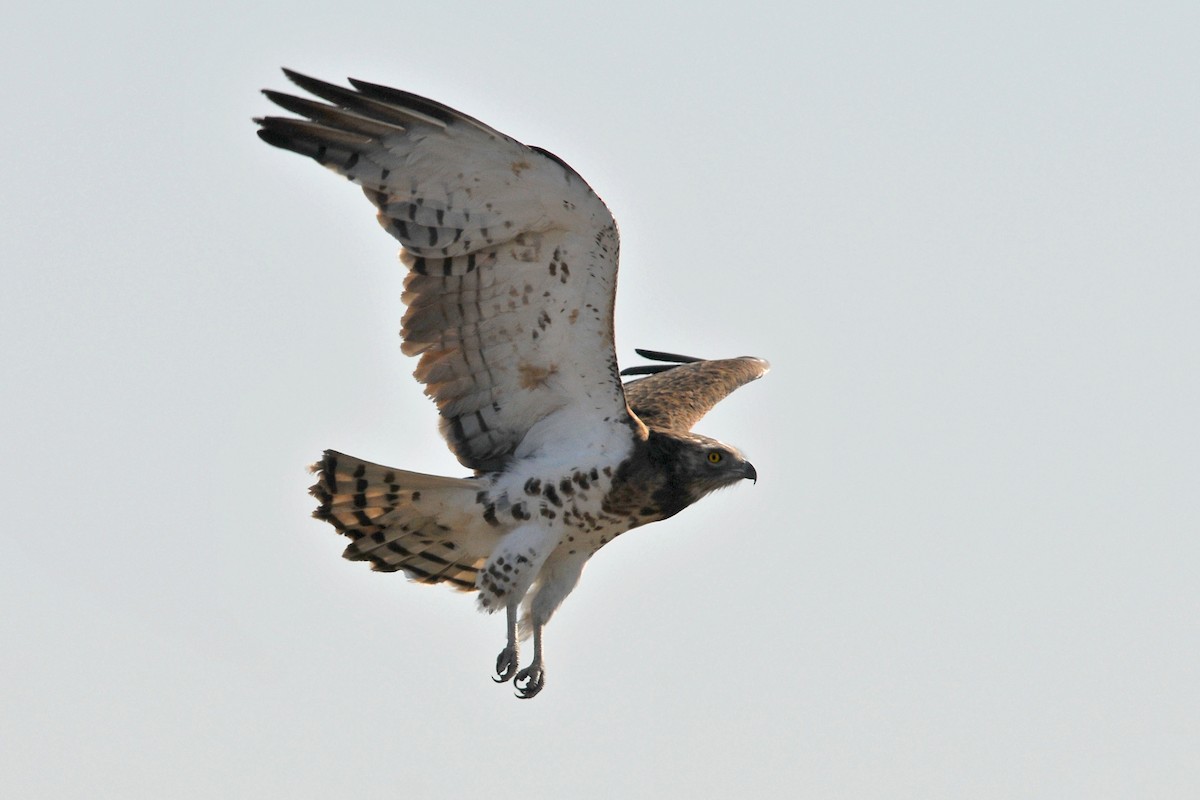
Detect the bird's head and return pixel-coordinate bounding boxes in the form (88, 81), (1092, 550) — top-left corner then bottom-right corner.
(674, 433), (757, 502)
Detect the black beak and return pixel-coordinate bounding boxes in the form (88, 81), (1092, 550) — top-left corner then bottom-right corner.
(743, 461), (757, 484)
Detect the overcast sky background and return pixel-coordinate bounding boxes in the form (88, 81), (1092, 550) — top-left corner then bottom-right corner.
(2, 1), (1197, 797)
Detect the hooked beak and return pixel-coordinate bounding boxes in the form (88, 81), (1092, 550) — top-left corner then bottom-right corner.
(743, 461), (758, 484)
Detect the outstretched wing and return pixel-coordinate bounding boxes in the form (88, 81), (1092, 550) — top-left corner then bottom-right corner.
(257, 70), (632, 472)
(621, 349), (770, 433)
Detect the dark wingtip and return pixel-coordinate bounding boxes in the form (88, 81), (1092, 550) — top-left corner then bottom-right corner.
(620, 364), (674, 377)
(346, 77), (458, 125)
(281, 67), (312, 86)
(620, 348), (705, 377)
(633, 348), (703, 363)
(256, 127), (289, 148)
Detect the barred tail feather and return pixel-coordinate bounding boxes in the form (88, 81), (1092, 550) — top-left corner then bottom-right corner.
(308, 449), (490, 591)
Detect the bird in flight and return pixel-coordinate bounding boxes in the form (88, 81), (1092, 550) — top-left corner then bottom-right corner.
(256, 70), (768, 698)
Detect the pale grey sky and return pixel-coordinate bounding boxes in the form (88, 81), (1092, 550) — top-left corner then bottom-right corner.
(2, 1), (1197, 797)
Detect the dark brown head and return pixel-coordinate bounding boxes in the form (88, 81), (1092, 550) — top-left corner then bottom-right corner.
(644, 430), (757, 518)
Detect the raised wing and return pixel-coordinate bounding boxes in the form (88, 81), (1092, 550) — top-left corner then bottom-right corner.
(621, 349), (770, 433)
(257, 70), (632, 472)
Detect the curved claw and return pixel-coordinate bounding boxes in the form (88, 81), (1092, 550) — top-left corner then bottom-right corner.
(514, 664), (545, 699)
(494, 646), (519, 683)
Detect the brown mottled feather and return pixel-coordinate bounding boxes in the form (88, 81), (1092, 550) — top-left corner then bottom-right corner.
(623, 355), (770, 433)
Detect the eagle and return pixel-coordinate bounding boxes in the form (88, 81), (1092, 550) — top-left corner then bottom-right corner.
(256, 70), (768, 698)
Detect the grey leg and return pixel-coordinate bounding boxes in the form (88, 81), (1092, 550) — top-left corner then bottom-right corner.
(493, 601), (519, 683)
(513, 621), (545, 699)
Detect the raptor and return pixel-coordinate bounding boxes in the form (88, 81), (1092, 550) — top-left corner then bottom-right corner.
(256, 70), (768, 698)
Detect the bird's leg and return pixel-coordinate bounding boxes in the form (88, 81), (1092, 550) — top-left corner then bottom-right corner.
(514, 620), (546, 699)
(493, 601), (519, 683)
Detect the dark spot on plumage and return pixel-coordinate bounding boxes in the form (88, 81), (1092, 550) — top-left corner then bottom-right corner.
(524, 478), (542, 495)
(344, 152), (359, 170)
(352, 464), (365, 479)
(413, 256), (428, 274)
(540, 508), (556, 519)
(511, 502), (530, 521)
(516, 554), (530, 565)
(353, 511), (373, 528)
(411, 491), (421, 501)
(384, 493), (399, 503)
(559, 479), (574, 496)
(482, 504), (499, 526)
(543, 484), (561, 506)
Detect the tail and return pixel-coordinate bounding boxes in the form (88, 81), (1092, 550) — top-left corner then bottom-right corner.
(308, 450), (489, 591)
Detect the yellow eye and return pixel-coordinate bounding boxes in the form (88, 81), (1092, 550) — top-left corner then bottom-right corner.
(707, 451), (723, 464)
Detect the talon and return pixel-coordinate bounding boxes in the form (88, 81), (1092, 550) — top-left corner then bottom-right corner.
(494, 647), (518, 683)
(514, 664), (545, 699)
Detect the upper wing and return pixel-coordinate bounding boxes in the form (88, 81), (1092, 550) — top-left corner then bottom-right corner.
(257, 70), (632, 472)
(620, 349), (770, 433)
